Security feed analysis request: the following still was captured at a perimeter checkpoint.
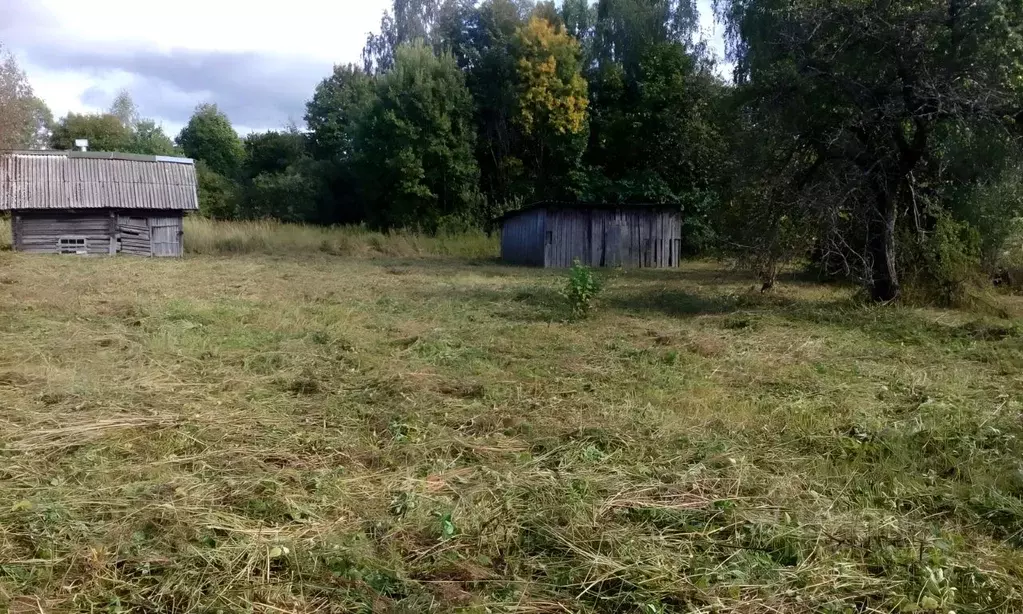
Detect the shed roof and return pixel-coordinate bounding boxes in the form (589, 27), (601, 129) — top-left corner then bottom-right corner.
(0, 151), (199, 211)
(496, 201), (682, 223)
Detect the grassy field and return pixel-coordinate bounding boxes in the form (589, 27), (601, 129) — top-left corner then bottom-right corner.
(1, 246), (1022, 613)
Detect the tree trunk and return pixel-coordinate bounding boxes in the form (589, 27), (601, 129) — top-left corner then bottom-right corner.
(868, 190), (900, 302)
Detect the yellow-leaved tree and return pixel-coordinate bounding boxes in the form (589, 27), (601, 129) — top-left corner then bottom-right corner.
(512, 17), (589, 197)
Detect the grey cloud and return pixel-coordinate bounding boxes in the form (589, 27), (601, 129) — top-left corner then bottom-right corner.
(36, 45), (332, 129)
(2, 0), (336, 132)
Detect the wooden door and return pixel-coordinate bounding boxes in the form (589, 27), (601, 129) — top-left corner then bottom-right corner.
(150, 223), (181, 257)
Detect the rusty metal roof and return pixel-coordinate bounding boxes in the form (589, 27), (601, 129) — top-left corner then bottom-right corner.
(0, 151), (199, 211)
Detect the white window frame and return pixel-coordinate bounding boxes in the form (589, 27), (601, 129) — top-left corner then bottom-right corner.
(57, 236), (88, 255)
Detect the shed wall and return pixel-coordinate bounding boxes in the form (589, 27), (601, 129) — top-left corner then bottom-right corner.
(15, 211), (115, 255)
(500, 209), (546, 266)
(500, 207), (682, 269)
(541, 209), (682, 269)
(545, 209), (593, 268)
(12, 209), (185, 257)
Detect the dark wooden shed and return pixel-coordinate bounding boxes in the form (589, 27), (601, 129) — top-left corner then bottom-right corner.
(0, 151), (199, 257)
(498, 202), (683, 268)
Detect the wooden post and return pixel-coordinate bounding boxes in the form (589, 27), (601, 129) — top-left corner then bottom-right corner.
(108, 211), (117, 255)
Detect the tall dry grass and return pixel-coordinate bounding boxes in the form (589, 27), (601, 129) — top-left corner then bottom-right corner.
(184, 217), (498, 258)
(0, 216), (498, 259)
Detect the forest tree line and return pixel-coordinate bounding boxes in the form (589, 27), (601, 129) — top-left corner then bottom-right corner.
(1, 0), (1022, 302)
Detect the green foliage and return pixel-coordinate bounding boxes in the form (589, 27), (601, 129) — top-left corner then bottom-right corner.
(902, 214), (985, 306)
(563, 259), (602, 318)
(355, 44), (480, 231)
(51, 92), (176, 156)
(127, 120), (177, 156)
(511, 16), (590, 198)
(305, 65), (376, 225)
(195, 161), (238, 220)
(242, 130), (308, 179)
(242, 167), (323, 224)
(50, 113), (132, 152)
(583, 40), (727, 251)
(176, 103), (245, 178)
(306, 65), (374, 161)
(717, 0), (1023, 301)
(285, 0), (734, 239)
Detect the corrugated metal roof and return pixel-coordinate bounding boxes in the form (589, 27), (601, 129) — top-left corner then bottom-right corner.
(0, 152), (199, 211)
(495, 200), (682, 223)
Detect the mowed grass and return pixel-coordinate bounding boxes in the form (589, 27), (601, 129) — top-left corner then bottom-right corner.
(0, 250), (1022, 613)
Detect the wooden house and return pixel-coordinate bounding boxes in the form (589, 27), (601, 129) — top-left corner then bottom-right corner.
(0, 151), (199, 257)
(498, 202), (683, 268)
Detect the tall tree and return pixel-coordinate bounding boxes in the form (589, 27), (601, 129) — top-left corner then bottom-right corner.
(0, 44), (52, 150)
(306, 65), (374, 162)
(237, 128), (325, 223)
(461, 0), (534, 204)
(176, 104), (245, 178)
(512, 16), (589, 197)
(355, 44), (480, 231)
(108, 89), (140, 130)
(306, 64), (376, 224)
(22, 96), (53, 150)
(582, 40), (728, 250)
(717, 0), (1023, 301)
(363, 0), (442, 72)
(593, 0), (699, 76)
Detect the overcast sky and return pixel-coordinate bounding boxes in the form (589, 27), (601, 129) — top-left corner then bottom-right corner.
(1, 0), (724, 138)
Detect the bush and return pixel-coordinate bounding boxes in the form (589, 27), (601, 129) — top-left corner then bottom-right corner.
(902, 213), (984, 306)
(563, 259), (602, 319)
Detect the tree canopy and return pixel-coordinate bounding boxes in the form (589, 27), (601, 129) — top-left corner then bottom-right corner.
(355, 44), (480, 231)
(176, 104), (245, 178)
(50, 113), (133, 152)
(716, 0), (1023, 301)
(48, 92), (179, 156)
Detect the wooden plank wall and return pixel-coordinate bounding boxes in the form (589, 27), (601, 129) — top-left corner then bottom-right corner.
(117, 214), (152, 256)
(541, 208), (682, 269)
(545, 209), (592, 268)
(14, 211), (113, 255)
(12, 209), (186, 257)
(500, 209), (546, 266)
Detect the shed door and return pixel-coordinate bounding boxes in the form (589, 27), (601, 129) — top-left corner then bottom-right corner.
(151, 222), (182, 257)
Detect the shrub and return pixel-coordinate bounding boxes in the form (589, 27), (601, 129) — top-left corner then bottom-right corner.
(563, 259), (602, 319)
(903, 213), (984, 306)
